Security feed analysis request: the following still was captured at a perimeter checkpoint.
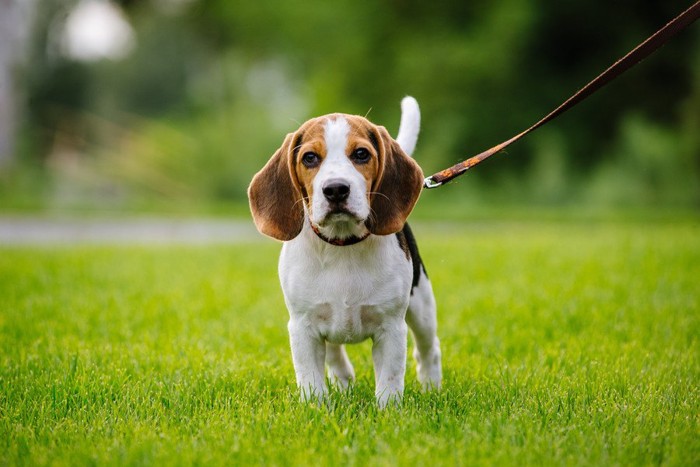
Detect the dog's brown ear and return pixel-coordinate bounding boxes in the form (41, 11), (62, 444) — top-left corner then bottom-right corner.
(248, 133), (305, 241)
(367, 126), (424, 235)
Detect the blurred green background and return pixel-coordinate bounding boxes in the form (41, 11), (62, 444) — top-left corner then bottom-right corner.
(1, 0), (698, 215)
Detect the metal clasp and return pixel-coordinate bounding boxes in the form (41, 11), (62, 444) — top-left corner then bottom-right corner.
(423, 176), (442, 189)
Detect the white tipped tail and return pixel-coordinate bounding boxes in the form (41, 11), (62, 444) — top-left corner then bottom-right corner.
(396, 96), (420, 157)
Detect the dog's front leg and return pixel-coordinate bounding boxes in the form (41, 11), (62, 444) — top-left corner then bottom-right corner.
(372, 319), (408, 408)
(288, 318), (327, 403)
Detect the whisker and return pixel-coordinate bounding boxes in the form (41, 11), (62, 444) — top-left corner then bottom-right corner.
(367, 191), (391, 203)
(368, 207), (377, 225)
(349, 125), (364, 142)
(292, 197), (308, 209)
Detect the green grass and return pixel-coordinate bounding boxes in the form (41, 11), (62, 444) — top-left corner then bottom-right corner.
(1, 218), (698, 465)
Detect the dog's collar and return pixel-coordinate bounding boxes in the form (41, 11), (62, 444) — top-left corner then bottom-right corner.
(309, 222), (370, 246)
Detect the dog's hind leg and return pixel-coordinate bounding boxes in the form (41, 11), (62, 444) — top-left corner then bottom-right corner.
(325, 343), (355, 390)
(406, 273), (442, 390)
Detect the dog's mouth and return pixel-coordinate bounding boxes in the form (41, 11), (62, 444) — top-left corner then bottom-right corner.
(317, 209), (363, 227)
(313, 208), (367, 240)
(326, 206), (358, 219)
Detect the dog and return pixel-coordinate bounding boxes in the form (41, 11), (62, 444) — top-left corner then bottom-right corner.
(248, 97), (441, 407)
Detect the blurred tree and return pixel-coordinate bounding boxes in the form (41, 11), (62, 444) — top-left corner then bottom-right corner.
(190, 0), (697, 172)
(0, 0), (35, 168)
(6, 0), (699, 208)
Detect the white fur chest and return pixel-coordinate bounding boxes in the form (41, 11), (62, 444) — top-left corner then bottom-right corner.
(279, 230), (413, 344)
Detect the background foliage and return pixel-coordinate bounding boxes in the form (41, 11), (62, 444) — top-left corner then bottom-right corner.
(2, 0), (699, 212)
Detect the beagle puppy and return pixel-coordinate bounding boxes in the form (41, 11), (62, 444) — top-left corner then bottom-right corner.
(248, 97), (441, 407)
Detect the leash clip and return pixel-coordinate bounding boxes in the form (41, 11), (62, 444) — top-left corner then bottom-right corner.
(423, 176), (442, 189)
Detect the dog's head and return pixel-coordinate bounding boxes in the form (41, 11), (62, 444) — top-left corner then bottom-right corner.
(248, 114), (424, 242)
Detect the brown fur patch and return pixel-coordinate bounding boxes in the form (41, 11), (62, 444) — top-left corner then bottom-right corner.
(248, 133), (305, 240)
(367, 126), (424, 235)
(291, 118), (326, 214)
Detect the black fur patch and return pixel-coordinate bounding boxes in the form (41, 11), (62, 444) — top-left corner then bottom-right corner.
(292, 133), (304, 165)
(367, 129), (380, 155)
(396, 223), (427, 290)
(395, 230), (410, 259)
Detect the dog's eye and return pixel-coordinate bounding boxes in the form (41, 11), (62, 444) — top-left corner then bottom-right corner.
(351, 148), (371, 164)
(301, 152), (320, 168)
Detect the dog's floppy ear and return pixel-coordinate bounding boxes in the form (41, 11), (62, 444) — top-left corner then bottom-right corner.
(248, 133), (305, 241)
(367, 126), (424, 235)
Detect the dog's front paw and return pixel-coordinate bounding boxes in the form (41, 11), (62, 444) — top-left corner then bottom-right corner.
(376, 388), (403, 409)
(328, 370), (354, 391)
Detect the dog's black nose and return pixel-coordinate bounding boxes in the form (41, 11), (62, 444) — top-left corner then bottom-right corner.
(322, 180), (350, 203)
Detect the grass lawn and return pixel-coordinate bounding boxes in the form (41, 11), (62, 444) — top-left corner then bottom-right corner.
(1, 217), (698, 465)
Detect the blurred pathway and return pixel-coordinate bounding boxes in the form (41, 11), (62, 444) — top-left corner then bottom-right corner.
(0, 217), (264, 245)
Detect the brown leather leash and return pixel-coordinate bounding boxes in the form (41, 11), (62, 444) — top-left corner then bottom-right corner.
(423, 1), (700, 189)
